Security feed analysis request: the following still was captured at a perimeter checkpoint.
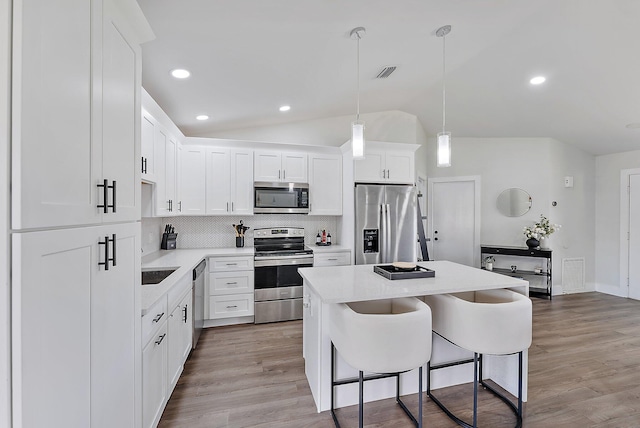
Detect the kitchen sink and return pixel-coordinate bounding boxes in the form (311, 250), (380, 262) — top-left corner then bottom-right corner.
(142, 268), (177, 285)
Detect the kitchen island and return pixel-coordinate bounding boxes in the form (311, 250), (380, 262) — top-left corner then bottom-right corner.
(299, 260), (530, 412)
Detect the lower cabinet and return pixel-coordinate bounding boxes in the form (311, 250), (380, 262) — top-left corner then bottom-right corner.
(207, 255), (255, 324)
(313, 250), (351, 267)
(12, 223), (140, 428)
(142, 275), (192, 428)
(142, 319), (167, 428)
(168, 289), (193, 393)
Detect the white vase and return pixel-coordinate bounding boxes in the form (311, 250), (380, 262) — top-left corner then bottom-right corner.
(541, 235), (551, 249)
(486, 262), (493, 271)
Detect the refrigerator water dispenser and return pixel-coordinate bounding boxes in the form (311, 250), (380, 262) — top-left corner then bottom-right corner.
(363, 229), (379, 253)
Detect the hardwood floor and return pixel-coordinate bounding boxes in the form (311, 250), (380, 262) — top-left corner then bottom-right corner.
(159, 293), (640, 427)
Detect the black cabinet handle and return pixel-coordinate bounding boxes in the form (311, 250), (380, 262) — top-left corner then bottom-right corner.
(152, 312), (164, 323)
(98, 234), (116, 270)
(141, 156), (145, 173)
(111, 233), (116, 267)
(109, 181), (116, 213)
(97, 180), (116, 213)
(178, 201), (182, 212)
(97, 179), (108, 213)
(183, 304), (188, 323)
(155, 334), (166, 345)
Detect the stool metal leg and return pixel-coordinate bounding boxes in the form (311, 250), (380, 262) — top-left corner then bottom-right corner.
(330, 340), (423, 428)
(359, 371), (364, 428)
(330, 342), (341, 428)
(428, 351), (524, 428)
(473, 353), (479, 428)
(418, 366), (423, 428)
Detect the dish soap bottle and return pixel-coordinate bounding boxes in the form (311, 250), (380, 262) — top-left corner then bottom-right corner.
(316, 231), (321, 245)
(321, 229), (327, 244)
(327, 232), (332, 245)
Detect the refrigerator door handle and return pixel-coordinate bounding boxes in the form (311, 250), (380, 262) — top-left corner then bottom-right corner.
(379, 204), (386, 261)
(384, 204), (397, 263)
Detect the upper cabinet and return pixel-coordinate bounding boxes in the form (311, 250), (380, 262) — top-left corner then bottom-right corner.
(254, 151), (307, 183)
(141, 109), (157, 182)
(354, 148), (415, 184)
(140, 107), (182, 217)
(11, 0), (143, 229)
(205, 148), (253, 215)
(309, 153), (342, 216)
(180, 145), (206, 215)
(155, 130), (179, 216)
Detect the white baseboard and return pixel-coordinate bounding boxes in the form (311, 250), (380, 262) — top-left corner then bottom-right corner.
(595, 282), (628, 298)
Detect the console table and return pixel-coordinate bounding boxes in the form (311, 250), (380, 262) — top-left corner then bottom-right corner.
(480, 245), (552, 299)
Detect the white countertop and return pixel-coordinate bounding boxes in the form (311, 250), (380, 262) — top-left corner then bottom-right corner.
(298, 260), (528, 304)
(310, 244), (350, 253)
(141, 247), (254, 315)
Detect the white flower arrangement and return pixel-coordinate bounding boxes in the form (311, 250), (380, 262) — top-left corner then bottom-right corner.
(523, 215), (561, 240)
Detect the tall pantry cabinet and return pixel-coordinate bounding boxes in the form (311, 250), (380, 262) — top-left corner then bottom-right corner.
(9, 1), (153, 427)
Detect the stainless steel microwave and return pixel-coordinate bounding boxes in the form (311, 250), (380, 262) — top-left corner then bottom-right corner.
(254, 182), (309, 214)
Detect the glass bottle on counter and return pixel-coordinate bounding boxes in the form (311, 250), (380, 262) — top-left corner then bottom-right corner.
(321, 229), (326, 244)
(316, 231), (321, 245)
(327, 232), (332, 244)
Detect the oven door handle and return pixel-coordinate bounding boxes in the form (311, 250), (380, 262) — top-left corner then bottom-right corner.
(254, 258), (314, 267)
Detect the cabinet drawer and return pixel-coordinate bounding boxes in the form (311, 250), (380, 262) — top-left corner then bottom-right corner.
(208, 256), (254, 272)
(209, 293), (254, 319)
(209, 271), (254, 295)
(142, 296), (168, 345)
(314, 252), (351, 267)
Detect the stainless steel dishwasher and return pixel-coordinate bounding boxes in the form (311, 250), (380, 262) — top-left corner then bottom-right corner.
(192, 259), (206, 348)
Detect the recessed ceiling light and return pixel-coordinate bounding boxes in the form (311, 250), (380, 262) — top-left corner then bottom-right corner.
(170, 69), (191, 79)
(196, 115), (209, 121)
(625, 122), (640, 129)
(530, 76), (546, 85)
(279, 105), (291, 112)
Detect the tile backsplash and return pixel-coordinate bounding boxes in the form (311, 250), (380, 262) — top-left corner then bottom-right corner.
(142, 215), (339, 253)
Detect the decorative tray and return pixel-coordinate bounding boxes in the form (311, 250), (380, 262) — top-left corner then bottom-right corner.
(315, 242), (332, 246)
(373, 264), (435, 280)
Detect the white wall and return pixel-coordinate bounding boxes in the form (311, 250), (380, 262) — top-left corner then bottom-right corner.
(195, 110), (421, 147)
(0, 0), (11, 425)
(426, 137), (597, 293)
(595, 149), (640, 296)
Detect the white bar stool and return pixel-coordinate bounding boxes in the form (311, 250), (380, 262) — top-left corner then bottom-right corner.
(423, 289), (532, 428)
(329, 297), (432, 428)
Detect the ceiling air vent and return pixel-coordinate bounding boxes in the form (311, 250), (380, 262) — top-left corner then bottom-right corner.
(376, 66), (397, 79)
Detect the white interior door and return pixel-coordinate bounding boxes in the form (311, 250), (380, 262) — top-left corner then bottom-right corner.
(629, 174), (640, 299)
(428, 177), (480, 266)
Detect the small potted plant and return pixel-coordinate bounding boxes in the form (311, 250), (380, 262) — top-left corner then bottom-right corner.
(484, 256), (495, 271)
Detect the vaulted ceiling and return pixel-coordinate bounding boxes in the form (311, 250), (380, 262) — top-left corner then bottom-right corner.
(138, 0), (640, 155)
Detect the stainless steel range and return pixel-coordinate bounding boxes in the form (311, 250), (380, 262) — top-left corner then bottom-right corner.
(254, 227), (313, 324)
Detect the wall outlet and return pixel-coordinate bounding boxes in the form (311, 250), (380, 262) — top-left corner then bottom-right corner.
(564, 176), (574, 188)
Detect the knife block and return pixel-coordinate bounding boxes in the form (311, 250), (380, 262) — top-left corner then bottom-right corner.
(161, 233), (177, 250)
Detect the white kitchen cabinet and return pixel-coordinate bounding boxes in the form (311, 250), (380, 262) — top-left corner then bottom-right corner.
(207, 255), (254, 322)
(205, 147), (253, 215)
(180, 145), (206, 215)
(12, 222), (141, 428)
(167, 289), (192, 395)
(230, 149), (254, 215)
(254, 150), (307, 183)
(142, 320), (167, 428)
(313, 251), (351, 267)
(354, 149), (414, 184)
(11, 0), (141, 229)
(141, 109), (157, 182)
(309, 153), (342, 215)
(155, 124), (180, 216)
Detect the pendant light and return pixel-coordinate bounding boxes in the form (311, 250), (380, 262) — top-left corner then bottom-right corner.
(350, 27), (366, 159)
(436, 25), (452, 167)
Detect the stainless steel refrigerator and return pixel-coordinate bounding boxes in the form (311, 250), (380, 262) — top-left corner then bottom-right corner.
(355, 184), (417, 265)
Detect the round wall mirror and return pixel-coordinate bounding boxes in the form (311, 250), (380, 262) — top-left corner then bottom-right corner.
(496, 188), (532, 217)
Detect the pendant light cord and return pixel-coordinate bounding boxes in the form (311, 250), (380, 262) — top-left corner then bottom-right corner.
(441, 32), (446, 133)
(356, 32), (361, 122)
